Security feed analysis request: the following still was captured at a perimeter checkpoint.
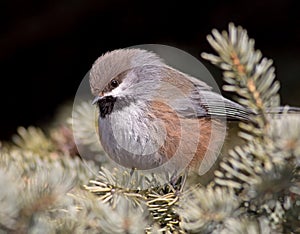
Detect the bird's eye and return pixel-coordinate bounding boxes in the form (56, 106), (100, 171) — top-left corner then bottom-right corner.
(110, 79), (119, 88)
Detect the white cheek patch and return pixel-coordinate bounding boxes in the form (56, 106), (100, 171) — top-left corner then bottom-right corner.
(108, 87), (121, 96)
(104, 83), (125, 97)
(105, 69), (136, 97)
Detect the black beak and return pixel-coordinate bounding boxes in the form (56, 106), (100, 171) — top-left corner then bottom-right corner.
(92, 96), (102, 105)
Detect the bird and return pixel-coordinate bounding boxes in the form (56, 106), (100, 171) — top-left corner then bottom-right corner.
(89, 48), (253, 175)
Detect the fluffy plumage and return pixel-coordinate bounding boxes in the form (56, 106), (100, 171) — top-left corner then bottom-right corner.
(89, 49), (252, 172)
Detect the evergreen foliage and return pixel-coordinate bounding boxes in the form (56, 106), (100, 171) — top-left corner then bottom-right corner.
(0, 23), (299, 233)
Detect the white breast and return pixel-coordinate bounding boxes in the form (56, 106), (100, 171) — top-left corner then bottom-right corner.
(98, 100), (167, 169)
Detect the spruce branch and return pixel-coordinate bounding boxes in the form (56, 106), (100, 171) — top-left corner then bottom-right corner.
(84, 167), (146, 208)
(219, 217), (262, 234)
(202, 23), (280, 140)
(69, 101), (107, 164)
(202, 23), (300, 233)
(85, 167), (185, 233)
(1, 23), (299, 234)
(145, 175), (185, 233)
(0, 125), (105, 233)
(12, 126), (55, 157)
(178, 187), (240, 233)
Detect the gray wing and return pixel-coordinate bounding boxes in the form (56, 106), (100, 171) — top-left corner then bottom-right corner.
(174, 82), (254, 121)
(158, 66), (254, 121)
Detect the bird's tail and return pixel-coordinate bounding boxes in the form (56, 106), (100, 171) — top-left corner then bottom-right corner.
(265, 106), (300, 114)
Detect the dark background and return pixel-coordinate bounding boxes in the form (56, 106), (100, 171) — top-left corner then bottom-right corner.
(1, 0), (300, 140)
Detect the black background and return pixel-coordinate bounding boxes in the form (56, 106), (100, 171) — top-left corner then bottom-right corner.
(1, 0), (300, 140)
